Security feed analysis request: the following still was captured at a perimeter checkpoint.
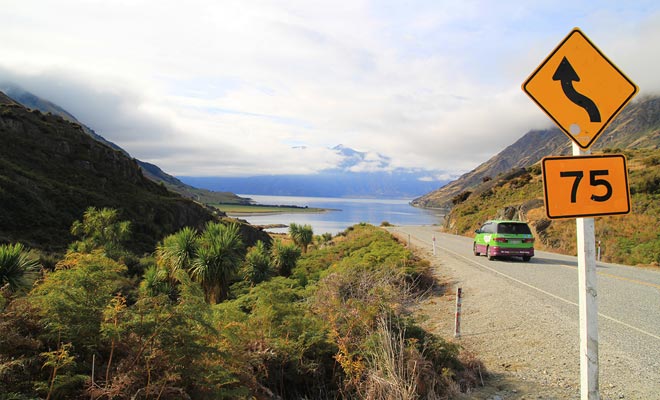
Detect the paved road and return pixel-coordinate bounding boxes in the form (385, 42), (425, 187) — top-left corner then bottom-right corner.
(388, 225), (660, 399)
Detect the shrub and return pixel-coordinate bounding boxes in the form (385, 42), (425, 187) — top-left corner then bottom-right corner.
(527, 164), (542, 175)
(242, 241), (273, 285)
(309, 225), (466, 397)
(29, 251), (128, 357)
(0, 243), (40, 294)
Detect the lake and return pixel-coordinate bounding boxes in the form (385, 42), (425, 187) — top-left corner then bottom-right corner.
(234, 194), (445, 235)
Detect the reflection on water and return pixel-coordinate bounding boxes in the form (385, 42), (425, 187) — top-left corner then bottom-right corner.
(235, 194), (445, 235)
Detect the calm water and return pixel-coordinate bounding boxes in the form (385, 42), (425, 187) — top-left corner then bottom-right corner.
(235, 194), (445, 235)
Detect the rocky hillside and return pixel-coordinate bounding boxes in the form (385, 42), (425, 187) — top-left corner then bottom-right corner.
(440, 146), (660, 266)
(0, 92), (267, 253)
(412, 95), (660, 209)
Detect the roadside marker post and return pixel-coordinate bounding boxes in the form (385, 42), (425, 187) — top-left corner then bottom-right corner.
(432, 235), (436, 255)
(523, 28), (638, 400)
(454, 287), (462, 338)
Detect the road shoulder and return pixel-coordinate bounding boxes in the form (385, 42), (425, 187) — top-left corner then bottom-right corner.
(390, 227), (581, 399)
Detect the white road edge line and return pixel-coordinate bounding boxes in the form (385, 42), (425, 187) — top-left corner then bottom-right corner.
(434, 241), (660, 342)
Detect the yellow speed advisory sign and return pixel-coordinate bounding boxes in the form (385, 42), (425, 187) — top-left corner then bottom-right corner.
(542, 154), (630, 219)
(523, 28), (638, 149)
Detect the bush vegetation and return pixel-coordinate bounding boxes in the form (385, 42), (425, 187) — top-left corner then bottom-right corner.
(0, 210), (472, 399)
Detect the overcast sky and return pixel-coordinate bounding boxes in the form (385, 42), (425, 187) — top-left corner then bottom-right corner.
(1, 0), (659, 179)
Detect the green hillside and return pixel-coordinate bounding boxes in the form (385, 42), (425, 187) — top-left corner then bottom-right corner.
(138, 161), (250, 205)
(443, 147), (660, 266)
(0, 93), (267, 254)
(0, 85), (250, 206)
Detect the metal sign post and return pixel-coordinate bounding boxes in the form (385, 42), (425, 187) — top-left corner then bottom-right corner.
(574, 144), (599, 399)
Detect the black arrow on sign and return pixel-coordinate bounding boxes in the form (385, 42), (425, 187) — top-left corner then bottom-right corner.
(552, 57), (601, 123)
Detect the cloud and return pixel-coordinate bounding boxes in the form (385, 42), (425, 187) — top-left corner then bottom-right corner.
(0, 1), (658, 180)
(0, 67), (172, 142)
(418, 172), (457, 182)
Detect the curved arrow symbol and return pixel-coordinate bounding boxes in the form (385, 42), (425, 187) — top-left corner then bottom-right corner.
(552, 57), (601, 122)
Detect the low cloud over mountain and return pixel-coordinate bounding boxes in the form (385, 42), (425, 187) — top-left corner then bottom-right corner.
(179, 144), (449, 199)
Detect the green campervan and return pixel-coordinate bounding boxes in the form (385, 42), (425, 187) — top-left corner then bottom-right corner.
(473, 220), (535, 262)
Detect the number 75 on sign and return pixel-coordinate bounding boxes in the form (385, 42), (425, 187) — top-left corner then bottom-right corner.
(542, 154), (631, 219)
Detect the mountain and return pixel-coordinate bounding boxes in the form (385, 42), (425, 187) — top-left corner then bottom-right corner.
(180, 145), (447, 199)
(412, 95), (660, 209)
(0, 92), (268, 253)
(0, 84), (250, 206)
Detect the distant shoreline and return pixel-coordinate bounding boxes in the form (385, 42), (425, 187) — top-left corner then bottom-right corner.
(211, 202), (339, 216)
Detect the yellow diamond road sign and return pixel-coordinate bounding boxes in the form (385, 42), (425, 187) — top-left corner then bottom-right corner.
(523, 28), (638, 149)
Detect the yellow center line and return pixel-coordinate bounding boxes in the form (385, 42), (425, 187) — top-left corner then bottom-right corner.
(553, 263), (660, 290)
(598, 271), (660, 290)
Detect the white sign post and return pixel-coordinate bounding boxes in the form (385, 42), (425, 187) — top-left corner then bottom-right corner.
(574, 144), (600, 399)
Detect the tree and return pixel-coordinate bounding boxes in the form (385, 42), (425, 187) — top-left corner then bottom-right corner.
(189, 222), (244, 303)
(69, 207), (131, 255)
(29, 251), (127, 356)
(139, 264), (172, 297)
(155, 226), (198, 284)
(154, 222), (246, 303)
(289, 223), (314, 254)
(318, 232), (333, 245)
(0, 243), (40, 294)
(242, 241), (273, 285)
(271, 240), (301, 277)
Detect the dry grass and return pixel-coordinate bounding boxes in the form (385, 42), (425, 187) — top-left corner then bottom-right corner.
(358, 316), (457, 400)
